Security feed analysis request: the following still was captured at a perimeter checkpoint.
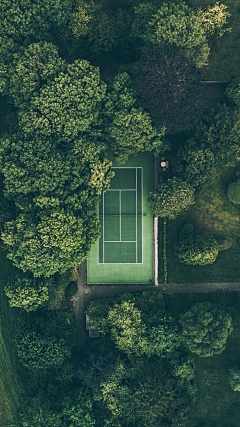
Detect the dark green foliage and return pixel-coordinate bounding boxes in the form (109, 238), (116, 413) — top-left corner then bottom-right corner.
(179, 302), (233, 357)
(95, 358), (193, 427)
(4, 272), (50, 311)
(227, 179), (240, 204)
(174, 231), (219, 265)
(15, 331), (71, 370)
(131, 45), (206, 134)
(174, 138), (217, 188)
(78, 345), (118, 389)
(104, 73), (166, 163)
(224, 77), (240, 107)
(148, 178), (195, 220)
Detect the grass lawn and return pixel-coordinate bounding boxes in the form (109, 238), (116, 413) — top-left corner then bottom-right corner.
(0, 249), (28, 426)
(192, 0), (240, 80)
(164, 292), (240, 427)
(167, 163), (240, 283)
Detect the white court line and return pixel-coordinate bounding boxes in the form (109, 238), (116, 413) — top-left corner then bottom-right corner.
(103, 192), (105, 263)
(107, 189), (136, 191)
(119, 190), (121, 241)
(136, 168), (137, 263)
(141, 167), (143, 263)
(104, 241), (137, 243)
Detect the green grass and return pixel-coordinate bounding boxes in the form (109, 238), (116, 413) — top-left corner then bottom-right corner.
(0, 250), (28, 426)
(164, 292), (240, 427)
(192, 0), (240, 80)
(167, 164), (240, 283)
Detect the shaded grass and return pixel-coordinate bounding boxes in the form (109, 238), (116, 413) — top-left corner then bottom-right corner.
(0, 250), (28, 426)
(167, 164), (240, 283)
(164, 292), (240, 427)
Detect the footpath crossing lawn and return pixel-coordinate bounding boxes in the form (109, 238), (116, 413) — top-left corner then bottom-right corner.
(87, 152), (154, 284)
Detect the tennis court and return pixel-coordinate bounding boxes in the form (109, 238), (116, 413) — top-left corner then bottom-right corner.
(87, 152), (153, 284)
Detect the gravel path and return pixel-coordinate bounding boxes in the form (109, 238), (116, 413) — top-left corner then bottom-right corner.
(74, 262), (240, 347)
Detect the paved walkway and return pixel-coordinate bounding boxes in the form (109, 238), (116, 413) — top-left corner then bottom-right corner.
(74, 262), (240, 347)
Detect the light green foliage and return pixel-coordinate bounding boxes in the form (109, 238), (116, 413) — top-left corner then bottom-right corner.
(89, 159), (115, 195)
(1, 211), (100, 277)
(70, 0), (97, 39)
(7, 42), (66, 106)
(174, 138), (217, 188)
(16, 331), (71, 370)
(104, 72), (166, 163)
(87, 293), (180, 357)
(62, 390), (96, 426)
(197, 2), (231, 37)
(179, 302), (233, 357)
(4, 272), (49, 311)
(229, 368), (240, 392)
(143, 2), (209, 66)
(18, 60), (106, 141)
(175, 231), (219, 266)
(227, 179), (240, 204)
(148, 177), (195, 220)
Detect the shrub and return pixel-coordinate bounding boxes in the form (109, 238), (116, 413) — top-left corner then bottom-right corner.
(175, 231), (219, 265)
(229, 368), (240, 391)
(227, 179), (240, 204)
(16, 331), (71, 370)
(148, 178), (195, 220)
(179, 302), (233, 357)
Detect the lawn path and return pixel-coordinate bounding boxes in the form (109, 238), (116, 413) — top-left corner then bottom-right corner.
(74, 262), (240, 347)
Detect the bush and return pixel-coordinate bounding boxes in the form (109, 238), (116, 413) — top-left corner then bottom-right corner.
(229, 368), (240, 391)
(227, 179), (240, 204)
(16, 331), (71, 370)
(148, 178), (195, 220)
(175, 231), (219, 265)
(179, 302), (233, 357)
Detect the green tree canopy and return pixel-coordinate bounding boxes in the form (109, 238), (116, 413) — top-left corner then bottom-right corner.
(131, 45), (206, 134)
(148, 178), (195, 220)
(18, 60), (106, 141)
(4, 272), (50, 311)
(16, 331), (71, 370)
(175, 231), (219, 266)
(104, 73), (166, 163)
(174, 138), (217, 188)
(1, 211), (100, 277)
(179, 302), (233, 357)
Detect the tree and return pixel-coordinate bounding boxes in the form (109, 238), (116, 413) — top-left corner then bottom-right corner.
(227, 179), (240, 204)
(197, 2), (231, 38)
(16, 331), (71, 370)
(62, 389), (96, 427)
(1, 211), (100, 277)
(174, 138), (217, 188)
(95, 358), (193, 427)
(179, 302), (233, 357)
(4, 272), (50, 311)
(18, 60), (106, 141)
(131, 45), (206, 134)
(6, 42), (66, 107)
(104, 73), (166, 163)
(174, 231), (219, 266)
(135, 1), (209, 66)
(229, 368), (240, 392)
(148, 178), (195, 220)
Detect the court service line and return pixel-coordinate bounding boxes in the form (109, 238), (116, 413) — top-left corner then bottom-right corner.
(103, 191), (105, 264)
(136, 168), (137, 263)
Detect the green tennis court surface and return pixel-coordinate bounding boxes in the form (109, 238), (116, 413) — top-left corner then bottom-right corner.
(87, 152), (153, 284)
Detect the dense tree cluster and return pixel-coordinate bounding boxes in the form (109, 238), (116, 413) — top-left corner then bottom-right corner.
(227, 179), (240, 204)
(175, 231), (219, 265)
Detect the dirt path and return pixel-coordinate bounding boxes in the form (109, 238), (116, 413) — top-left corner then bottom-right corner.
(74, 262), (240, 347)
